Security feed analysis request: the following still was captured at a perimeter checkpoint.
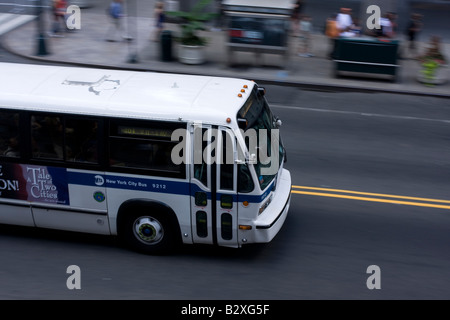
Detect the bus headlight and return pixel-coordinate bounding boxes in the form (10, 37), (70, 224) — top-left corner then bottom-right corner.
(259, 195), (272, 215)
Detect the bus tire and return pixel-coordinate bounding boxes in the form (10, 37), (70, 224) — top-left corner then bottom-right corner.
(120, 208), (180, 255)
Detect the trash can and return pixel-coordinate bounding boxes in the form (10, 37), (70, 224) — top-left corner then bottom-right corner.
(333, 37), (400, 82)
(160, 30), (173, 62)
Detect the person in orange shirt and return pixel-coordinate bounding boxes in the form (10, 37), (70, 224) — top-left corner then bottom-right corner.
(51, 0), (68, 36)
(325, 13), (339, 59)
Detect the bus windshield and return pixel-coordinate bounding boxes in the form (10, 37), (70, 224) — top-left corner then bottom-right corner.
(237, 86), (285, 190)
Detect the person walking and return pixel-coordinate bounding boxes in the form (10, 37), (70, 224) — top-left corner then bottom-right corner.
(298, 14), (313, 57)
(336, 7), (353, 37)
(290, 0), (304, 37)
(152, 1), (165, 42)
(106, 0), (125, 42)
(51, 0), (68, 36)
(325, 13), (339, 59)
(405, 13), (423, 58)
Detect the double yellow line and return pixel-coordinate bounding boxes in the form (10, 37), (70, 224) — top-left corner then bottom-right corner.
(291, 185), (450, 210)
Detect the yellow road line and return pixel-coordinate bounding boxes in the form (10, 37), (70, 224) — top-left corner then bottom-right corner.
(291, 186), (450, 210)
(292, 185), (450, 204)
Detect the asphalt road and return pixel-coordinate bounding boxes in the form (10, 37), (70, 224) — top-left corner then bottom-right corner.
(0, 58), (449, 301)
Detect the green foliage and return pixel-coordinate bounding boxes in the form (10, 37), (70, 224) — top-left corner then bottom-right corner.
(167, 0), (218, 46)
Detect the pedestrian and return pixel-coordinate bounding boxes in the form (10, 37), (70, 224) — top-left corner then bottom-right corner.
(405, 13), (423, 58)
(152, 1), (165, 42)
(419, 35), (446, 64)
(336, 7), (353, 37)
(325, 13), (339, 59)
(290, 0), (304, 37)
(106, 0), (125, 42)
(388, 12), (398, 38)
(51, 0), (68, 36)
(378, 13), (394, 38)
(349, 18), (362, 37)
(298, 14), (313, 57)
(212, 0), (225, 31)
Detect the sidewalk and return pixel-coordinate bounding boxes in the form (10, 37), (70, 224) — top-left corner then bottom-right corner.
(1, 8), (450, 98)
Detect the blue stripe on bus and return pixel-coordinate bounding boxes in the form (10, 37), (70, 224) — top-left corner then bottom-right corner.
(67, 171), (101, 187)
(67, 171), (272, 203)
(67, 171), (190, 195)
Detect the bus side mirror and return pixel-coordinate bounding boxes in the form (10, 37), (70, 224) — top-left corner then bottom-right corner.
(258, 87), (266, 96)
(274, 116), (282, 128)
(237, 118), (247, 129)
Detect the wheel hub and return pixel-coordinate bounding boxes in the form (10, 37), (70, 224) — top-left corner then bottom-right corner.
(134, 217), (164, 244)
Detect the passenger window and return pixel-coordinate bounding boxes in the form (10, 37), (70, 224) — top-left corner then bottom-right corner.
(31, 115), (63, 160)
(108, 119), (186, 178)
(110, 138), (180, 172)
(0, 111), (20, 158)
(65, 118), (99, 163)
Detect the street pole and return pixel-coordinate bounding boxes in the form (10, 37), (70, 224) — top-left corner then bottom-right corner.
(36, 0), (48, 56)
(126, 0), (138, 63)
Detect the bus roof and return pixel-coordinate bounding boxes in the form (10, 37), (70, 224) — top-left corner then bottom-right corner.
(0, 63), (255, 126)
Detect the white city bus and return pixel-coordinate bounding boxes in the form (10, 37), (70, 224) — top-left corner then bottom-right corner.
(0, 62), (291, 254)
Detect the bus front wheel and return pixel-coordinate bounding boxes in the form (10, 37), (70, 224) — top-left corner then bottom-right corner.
(121, 210), (179, 255)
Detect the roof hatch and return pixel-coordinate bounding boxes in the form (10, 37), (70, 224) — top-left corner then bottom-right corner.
(62, 73), (120, 95)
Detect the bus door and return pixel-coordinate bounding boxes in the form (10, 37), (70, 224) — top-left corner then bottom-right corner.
(190, 124), (214, 245)
(190, 125), (238, 247)
(215, 127), (238, 247)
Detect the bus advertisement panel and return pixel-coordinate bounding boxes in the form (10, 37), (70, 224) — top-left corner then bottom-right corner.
(0, 163), (69, 205)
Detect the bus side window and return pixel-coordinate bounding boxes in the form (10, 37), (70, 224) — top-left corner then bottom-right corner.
(0, 111), (20, 158)
(65, 118), (99, 164)
(31, 115), (63, 160)
(110, 139), (178, 171)
(107, 119), (186, 178)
